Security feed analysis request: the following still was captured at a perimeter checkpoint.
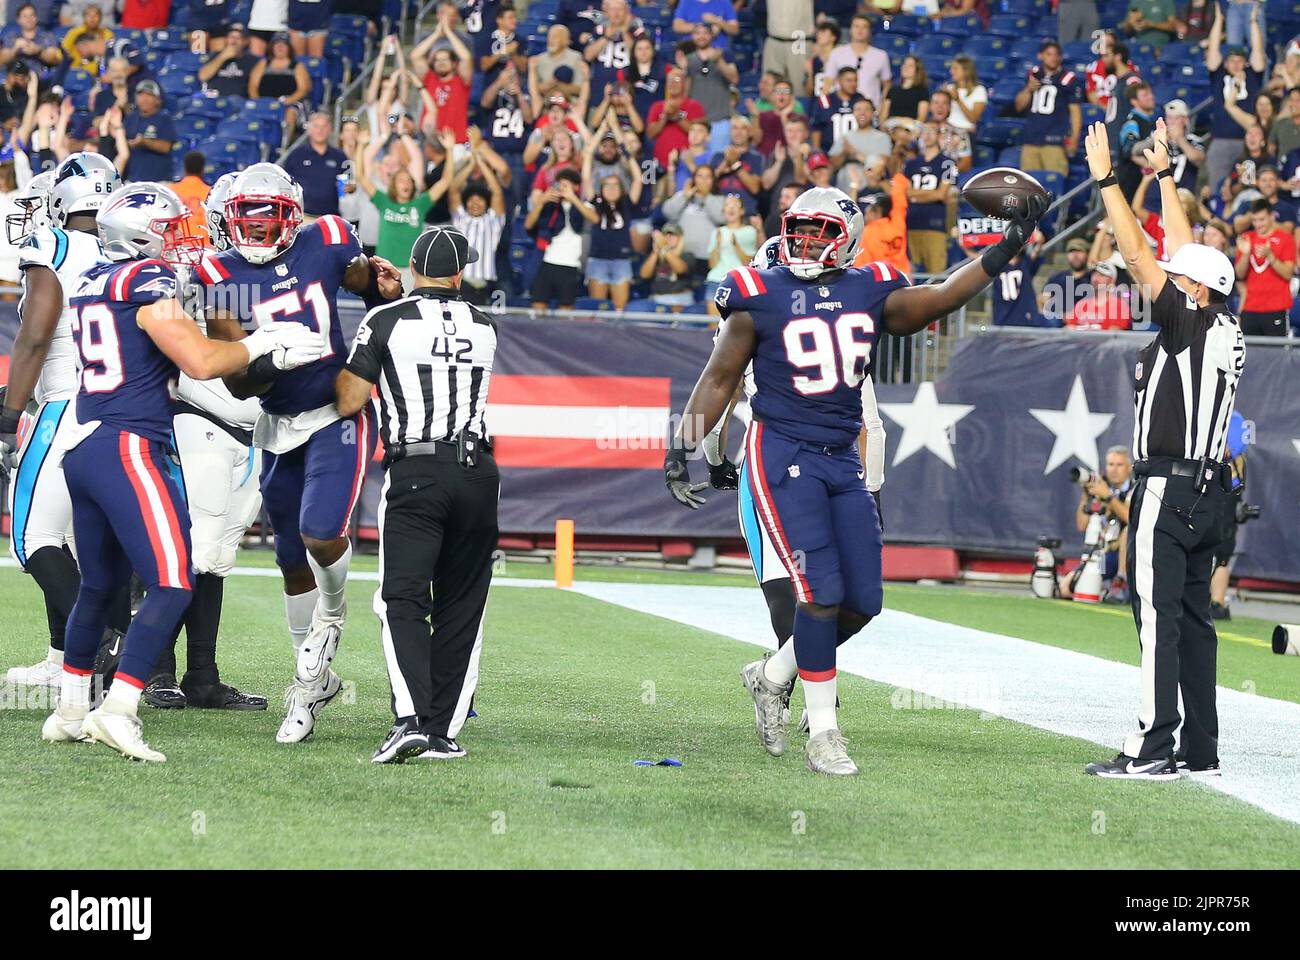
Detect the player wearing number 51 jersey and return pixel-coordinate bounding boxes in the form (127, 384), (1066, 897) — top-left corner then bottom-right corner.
(666, 184), (1051, 776)
(42, 182), (324, 763)
(195, 163), (402, 744)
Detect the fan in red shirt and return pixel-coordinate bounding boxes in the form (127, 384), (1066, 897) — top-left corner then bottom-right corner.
(411, 16), (474, 143)
(1086, 36), (1141, 124)
(120, 0), (170, 29)
(1068, 262), (1132, 330)
(646, 68), (705, 171)
(1235, 199), (1297, 336)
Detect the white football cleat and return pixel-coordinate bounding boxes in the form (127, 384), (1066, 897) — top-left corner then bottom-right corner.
(741, 657), (794, 757)
(8, 655), (63, 688)
(805, 729), (859, 776)
(276, 670), (342, 744)
(41, 702), (89, 743)
(82, 707), (166, 762)
(296, 616), (342, 687)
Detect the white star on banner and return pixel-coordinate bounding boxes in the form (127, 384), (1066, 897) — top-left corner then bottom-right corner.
(879, 382), (975, 469)
(1292, 439), (1300, 459)
(1029, 375), (1115, 475)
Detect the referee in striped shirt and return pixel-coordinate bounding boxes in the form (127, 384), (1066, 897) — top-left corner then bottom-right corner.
(1082, 120), (1245, 781)
(336, 227), (500, 764)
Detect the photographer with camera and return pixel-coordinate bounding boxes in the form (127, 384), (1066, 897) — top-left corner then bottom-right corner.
(1059, 446), (1134, 602)
(1210, 410), (1257, 620)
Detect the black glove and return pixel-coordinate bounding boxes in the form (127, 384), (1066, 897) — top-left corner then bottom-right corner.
(871, 487), (883, 533)
(0, 399), (20, 477)
(981, 191), (1053, 277)
(665, 446), (709, 509)
(709, 456), (739, 490)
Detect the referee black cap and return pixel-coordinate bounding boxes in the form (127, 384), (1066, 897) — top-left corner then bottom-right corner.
(411, 227), (480, 278)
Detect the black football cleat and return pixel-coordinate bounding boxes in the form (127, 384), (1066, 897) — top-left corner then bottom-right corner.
(182, 680), (268, 710)
(1176, 757), (1222, 777)
(1085, 753), (1181, 780)
(372, 721), (430, 764)
(142, 674), (186, 709)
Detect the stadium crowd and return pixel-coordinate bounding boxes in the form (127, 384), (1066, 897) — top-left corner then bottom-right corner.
(0, 0), (1299, 329)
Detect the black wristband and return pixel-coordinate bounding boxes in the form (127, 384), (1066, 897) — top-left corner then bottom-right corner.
(246, 354), (282, 388)
(1156, 168), (1174, 180)
(665, 435), (689, 466)
(0, 407), (20, 435)
(1096, 172), (1119, 189)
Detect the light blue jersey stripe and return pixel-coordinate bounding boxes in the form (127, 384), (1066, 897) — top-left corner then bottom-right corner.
(11, 399), (68, 566)
(738, 459), (762, 580)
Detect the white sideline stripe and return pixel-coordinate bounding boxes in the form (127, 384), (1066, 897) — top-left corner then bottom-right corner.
(566, 581), (1300, 827)
(485, 403), (670, 440)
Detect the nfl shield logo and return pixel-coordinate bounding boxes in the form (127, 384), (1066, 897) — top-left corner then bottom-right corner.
(1135, 361), (1143, 379)
(787, 465), (800, 478)
(819, 286), (829, 296)
(275, 264), (289, 276)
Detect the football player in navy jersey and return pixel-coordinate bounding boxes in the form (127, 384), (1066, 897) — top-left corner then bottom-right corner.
(196, 163), (404, 744)
(41, 183), (325, 763)
(665, 184), (1050, 775)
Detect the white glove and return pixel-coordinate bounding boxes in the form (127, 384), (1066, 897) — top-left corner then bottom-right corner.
(242, 322), (328, 371)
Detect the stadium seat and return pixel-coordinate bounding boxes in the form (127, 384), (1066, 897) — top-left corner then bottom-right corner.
(880, 33), (912, 53)
(175, 114), (214, 146)
(681, 303), (711, 315)
(878, 13), (926, 36)
(1081, 103), (1104, 127)
(1009, 35), (1051, 60)
(625, 297), (670, 314)
(999, 0), (1039, 13)
(976, 117), (1026, 147)
(61, 69), (96, 96)
(990, 14), (1037, 37)
(1158, 41), (1200, 63)
(574, 297), (614, 311)
(158, 70), (201, 100)
(913, 35), (959, 58)
(150, 29), (190, 52)
(1062, 40), (1094, 64)
(932, 15), (980, 37)
(996, 146), (1022, 167)
(1025, 169), (1065, 201)
(964, 35), (1009, 58)
(242, 97), (286, 121)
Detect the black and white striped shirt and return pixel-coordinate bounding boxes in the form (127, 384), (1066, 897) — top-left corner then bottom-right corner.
(1132, 281), (1245, 462)
(345, 288), (497, 446)
(452, 208), (505, 284)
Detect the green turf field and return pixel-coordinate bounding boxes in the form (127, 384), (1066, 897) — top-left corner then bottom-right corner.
(0, 556), (1297, 869)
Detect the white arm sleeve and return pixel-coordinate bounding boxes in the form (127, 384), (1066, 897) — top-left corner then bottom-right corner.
(702, 409), (726, 467)
(861, 375), (886, 493)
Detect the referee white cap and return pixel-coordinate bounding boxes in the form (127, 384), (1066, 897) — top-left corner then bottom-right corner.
(411, 227), (480, 279)
(1160, 243), (1234, 296)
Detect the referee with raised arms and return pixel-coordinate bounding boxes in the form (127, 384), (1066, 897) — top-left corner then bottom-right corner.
(336, 227), (499, 765)
(1082, 119), (1245, 781)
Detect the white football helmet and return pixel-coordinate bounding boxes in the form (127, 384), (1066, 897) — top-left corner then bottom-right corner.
(225, 162), (303, 265)
(47, 152), (123, 227)
(203, 172), (238, 251)
(779, 186), (864, 280)
(98, 182), (204, 265)
(6, 170), (55, 245)
(750, 236), (782, 270)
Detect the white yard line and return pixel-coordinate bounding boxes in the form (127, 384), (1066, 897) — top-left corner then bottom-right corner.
(566, 581), (1300, 828)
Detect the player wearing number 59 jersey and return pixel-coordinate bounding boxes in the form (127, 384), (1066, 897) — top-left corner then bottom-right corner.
(42, 182), (325, 763)
(195, 162), (400, 744)
(666, 184), (1051, 776)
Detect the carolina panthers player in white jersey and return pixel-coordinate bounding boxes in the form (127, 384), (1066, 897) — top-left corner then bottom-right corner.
(1, 154), (120, 689)
(3, 170), (56, 249)
(142, 172), (269, 711)
(701, 235), (887, 734)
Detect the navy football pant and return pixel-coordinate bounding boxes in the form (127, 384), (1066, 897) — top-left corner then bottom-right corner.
(62, 428), (194, 688)
(744, 422), (883, 675)
(261, 408), (376, 569)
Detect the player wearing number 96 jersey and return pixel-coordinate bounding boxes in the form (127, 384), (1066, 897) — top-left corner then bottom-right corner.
(193, 162), (401, 745)
(666, 184), (1051, 776)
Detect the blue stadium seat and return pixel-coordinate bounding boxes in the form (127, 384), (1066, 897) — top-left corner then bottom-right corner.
(215, 117), (262, 146)
(989, 75), (1025, 106)
(1081, 103), (1104, 127)
(996, 146), (1022, 166)
(158, 70), (201, 100)
(990, 14), (1037, 37)
(1062, 40), (1094, 64)
(242, 97), (285, 121)
(62, 69), (96, 96)
(175, 114), (214, 146)
(1158, 41), (1200, 63)
(625, 297), (671, 314)
(974, 144), (997, 168)
(681, 302), (711, 314)
(574, 297), (614, 311)
(880, 33), (912, 53)
(964, 35), (1009, 58)
(150, 29), (190, 52)
(913, 35), (959, 58)
(879, 13), (926, 36)
(976, 117), (1026, 147)
(1025, 169), (1065, 200)
(921, 56), (950, 82)
(1009, 35), (1051, 60)
(999, 0), (1039, 13)
(932, 15), (980, 37)
(330, 13), (371, 36)
(163, 51), (208, 74)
